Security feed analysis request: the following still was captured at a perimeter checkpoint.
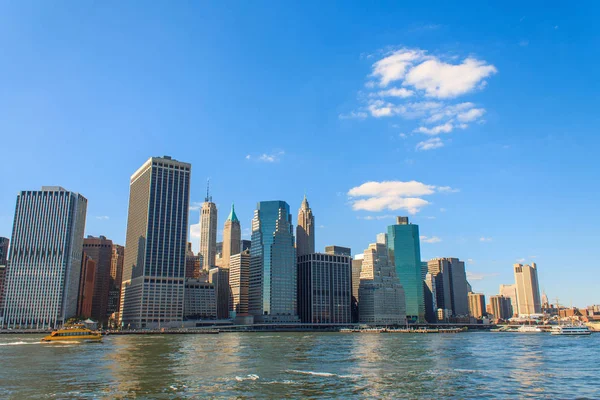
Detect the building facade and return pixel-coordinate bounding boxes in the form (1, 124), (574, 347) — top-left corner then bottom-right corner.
(209, 267), (230, 319)
(221, 204), (241, 269)
(77, 253), (96, 318)
(499, 284), (518, 317)
(358, 242), (406, 325)
(184, 279), (217, 319)
(297, 253), (352, 324)
(0, 237), (7, 314)
(387, 217), (424, 322)
(514, 263), (542, 315)
(199, 185), (217, 270)
(229, 250), (250, 317)
(325, 246), (351, 257)
(107, 244), (124, 320)
(0, 237), (8, 265)
(423, 272), (437, 322)
(119, 156), (190, 329)
(489, 295), (513, 320)
(2, 187), (87, 329)
(427, 258), (469, 317)
(296, 196), (315, 257)
(82, 235), (113, 322)
(468, 292), (486, 319)
(249, 201), (298, 322)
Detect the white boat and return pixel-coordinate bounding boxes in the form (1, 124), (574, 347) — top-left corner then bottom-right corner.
(517, 325), (542, 333)
(551, 325), (591, 336)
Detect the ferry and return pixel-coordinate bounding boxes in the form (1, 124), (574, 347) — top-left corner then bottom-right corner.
(551, 325), (591, 336)
(41, 324), (103, 343)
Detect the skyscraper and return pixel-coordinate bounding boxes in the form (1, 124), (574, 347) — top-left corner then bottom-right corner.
(387, 216), (424, 322)
(209, 267), (230, 319)
(325, 246), (352, 257)
(358, 242), (406, 325)
(249, 201), (298, 322)
(297, 252), (352, 324)
(222, 204), (241, 269)
(427, 258), (469, 317)
(120, 156), (191, 329)
(423, 272), (437, 322)
(0, 237), (8, 314)
(2, 187), (87, 329)
(468, 292), (486, 318)
(107, 244), (124, 319)
(489, 295), (513, 320)
(229, 250), (251, 318)
(296, 195), (315, 257)
(77, 253), (96, 318)
(0, 237), (8, 265)
(499, 284), (518, 317)
(83, 235), (113, 322)
(199, 181), (217, 270)
(514, 263), (542, 315)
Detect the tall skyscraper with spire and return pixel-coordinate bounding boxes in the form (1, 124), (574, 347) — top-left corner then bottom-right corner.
(222, 204), (241, 269)
(199, 180), (217, 270)
(296, 195), (315, 257)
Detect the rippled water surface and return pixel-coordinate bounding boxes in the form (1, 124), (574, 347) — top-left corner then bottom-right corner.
(1, 332), (599, 398)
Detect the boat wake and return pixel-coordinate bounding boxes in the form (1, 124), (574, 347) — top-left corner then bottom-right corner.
(0, 341), (39, 346)
(235, 374), (259, 382)
(286, 369), (361, 379)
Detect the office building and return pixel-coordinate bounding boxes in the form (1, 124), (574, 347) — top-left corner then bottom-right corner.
(119, 156), (190, 329)
(222, 204), (241, 269)
(490, 295), (513, 320)
(241, 240), (251, 252)
(77, 253), (96, 318)
(229, 250), (250, 317)
(0, 237), (8, 265)
(185, 242), (198, 279)
(296, 195), (315, 257)
(499, 284), (518, 317)
(358, 242), (406, 325)
(0, 264), (6, 314)
(297, 253), (352, 324)
(468, 292), (486, 319)
(199, 183), (217, 270)
(107, 244), (124, 319)
(351, 256), (363, 323)
(387, 216), (424, 322)
(427, 258), (469, 317)
(249, 201), (298, 322)
(2, 187), (87, 329)
(325, 246), (351, 257)
(514, 263), (542, 315)
(184, 279), (217, 319)
(209, 267), (230, 319)
(82, 235), (113, 322)
(423, 272), (437, 322)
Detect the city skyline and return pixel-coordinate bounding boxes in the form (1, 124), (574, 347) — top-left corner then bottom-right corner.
(0, 2), (599, 307)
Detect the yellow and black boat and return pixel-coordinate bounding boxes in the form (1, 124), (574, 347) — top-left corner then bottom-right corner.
(42, 324), (103, 343)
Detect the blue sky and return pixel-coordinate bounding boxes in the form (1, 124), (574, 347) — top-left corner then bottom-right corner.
(1, 2), (598, 307)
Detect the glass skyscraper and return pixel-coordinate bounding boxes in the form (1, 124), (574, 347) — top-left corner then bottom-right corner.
(387, 216), (425, 323)
(119, 156), (191, 329)
(249, 201), (298, 322)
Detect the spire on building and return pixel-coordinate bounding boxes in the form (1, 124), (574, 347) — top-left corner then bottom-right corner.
(205, 178), (212, 202)
(227, 203), (239, 223)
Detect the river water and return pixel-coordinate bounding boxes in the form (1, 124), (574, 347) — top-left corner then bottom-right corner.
(1, 332), (598, 399)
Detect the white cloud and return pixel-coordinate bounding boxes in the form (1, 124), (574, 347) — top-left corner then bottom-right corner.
(371, 48), (426, 87)
(415, 122), (453, 135)
(467, 258), (475, 264)
(348, 180), (458, 214)
(245, 154), (251, 160)
(437, 186), (460, 193)
(246, 151), (285, 163)
(479, 237), (493, 242)
(357, 214), (396, 220)
(420, 235), (442, 243)
(189, 202), (203, 211)
(457, 108), (485, 122)
(516, 258), (526, 263)
(339, 111), (368, 120)
(95, 216), (109, 220)
(399, 133), (407, 139)
(377, 87), (414, 98)
(466, 271), (499, 281)
(190, 223), (201, 239)
(416, 137), (444, 151)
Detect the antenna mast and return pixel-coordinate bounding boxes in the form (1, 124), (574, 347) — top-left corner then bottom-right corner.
(205, 178), (212, 202)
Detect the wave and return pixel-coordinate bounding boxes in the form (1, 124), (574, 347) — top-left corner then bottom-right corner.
(0, 341), (38, 346)
(235, 374), (259, 382)
(286, 369), (361, 379)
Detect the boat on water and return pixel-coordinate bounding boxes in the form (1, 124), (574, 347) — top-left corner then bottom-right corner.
(551, 325), (591, 336)
(516, 325), (542, 333)
(41, 324), (103, 343)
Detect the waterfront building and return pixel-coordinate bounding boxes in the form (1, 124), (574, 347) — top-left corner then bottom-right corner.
(2, 187), (87, 329)
(0, 264), (5, 313)
(184, 279), (217, 319)
(0, 237), (8, 265)
(107, 244), (124, 319)
(514, 263), (542, 315)
(490, 295), (513, 320)
(427, 258), (469, 317)
(119, 156), (190, 329)
(423, 272), (437, 322)
(222, 204), (241, 269)
(499, 284), (518, 317)
(358, 242), (406, 325)
(77, 253), (96, 318)
(468, 292), (486, 319)
(296, 196), (315, 257)
(351, 256), (363, 323)
(249, 201), (298, 322)
(209, 267), (230, 319)
(229, 250), (250, 317)
(387, 217), (424, 322)
(185, 243), (198, 279)
(325, 246), (351, 257)
(297, 253), (352, 324)
(82, 235), (113, 322)
(199, 182), (217, 270)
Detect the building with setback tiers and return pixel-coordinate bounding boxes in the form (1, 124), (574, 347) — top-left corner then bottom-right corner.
(221, 204), (241, 269)
(199, 182), (217, 271)
(249, 201), (298, 322)
(2, 187), (87, 329)
(296, 196), (315, 257)
(297, 253), (352, 324)
(229, 250), (251, 318)
(119, 156), (190, 329)
(387, 217), (424, 323)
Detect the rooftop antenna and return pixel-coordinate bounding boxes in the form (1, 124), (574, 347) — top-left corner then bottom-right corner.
(205, 178), (212, 202)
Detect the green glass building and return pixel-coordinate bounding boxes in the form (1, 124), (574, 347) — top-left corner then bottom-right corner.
(387, 216), (425, 323)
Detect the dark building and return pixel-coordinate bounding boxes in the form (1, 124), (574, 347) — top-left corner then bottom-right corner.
(0, 237), (8, 265)
(325, 246), (352, 257)
(297, 253), (352, 324)
(77, 253), (96, 318)
(83, 235), (113, 322)
(107, 244), (124, 319)
(240, 240), (252, 252)
(209, 267), (230, 319)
